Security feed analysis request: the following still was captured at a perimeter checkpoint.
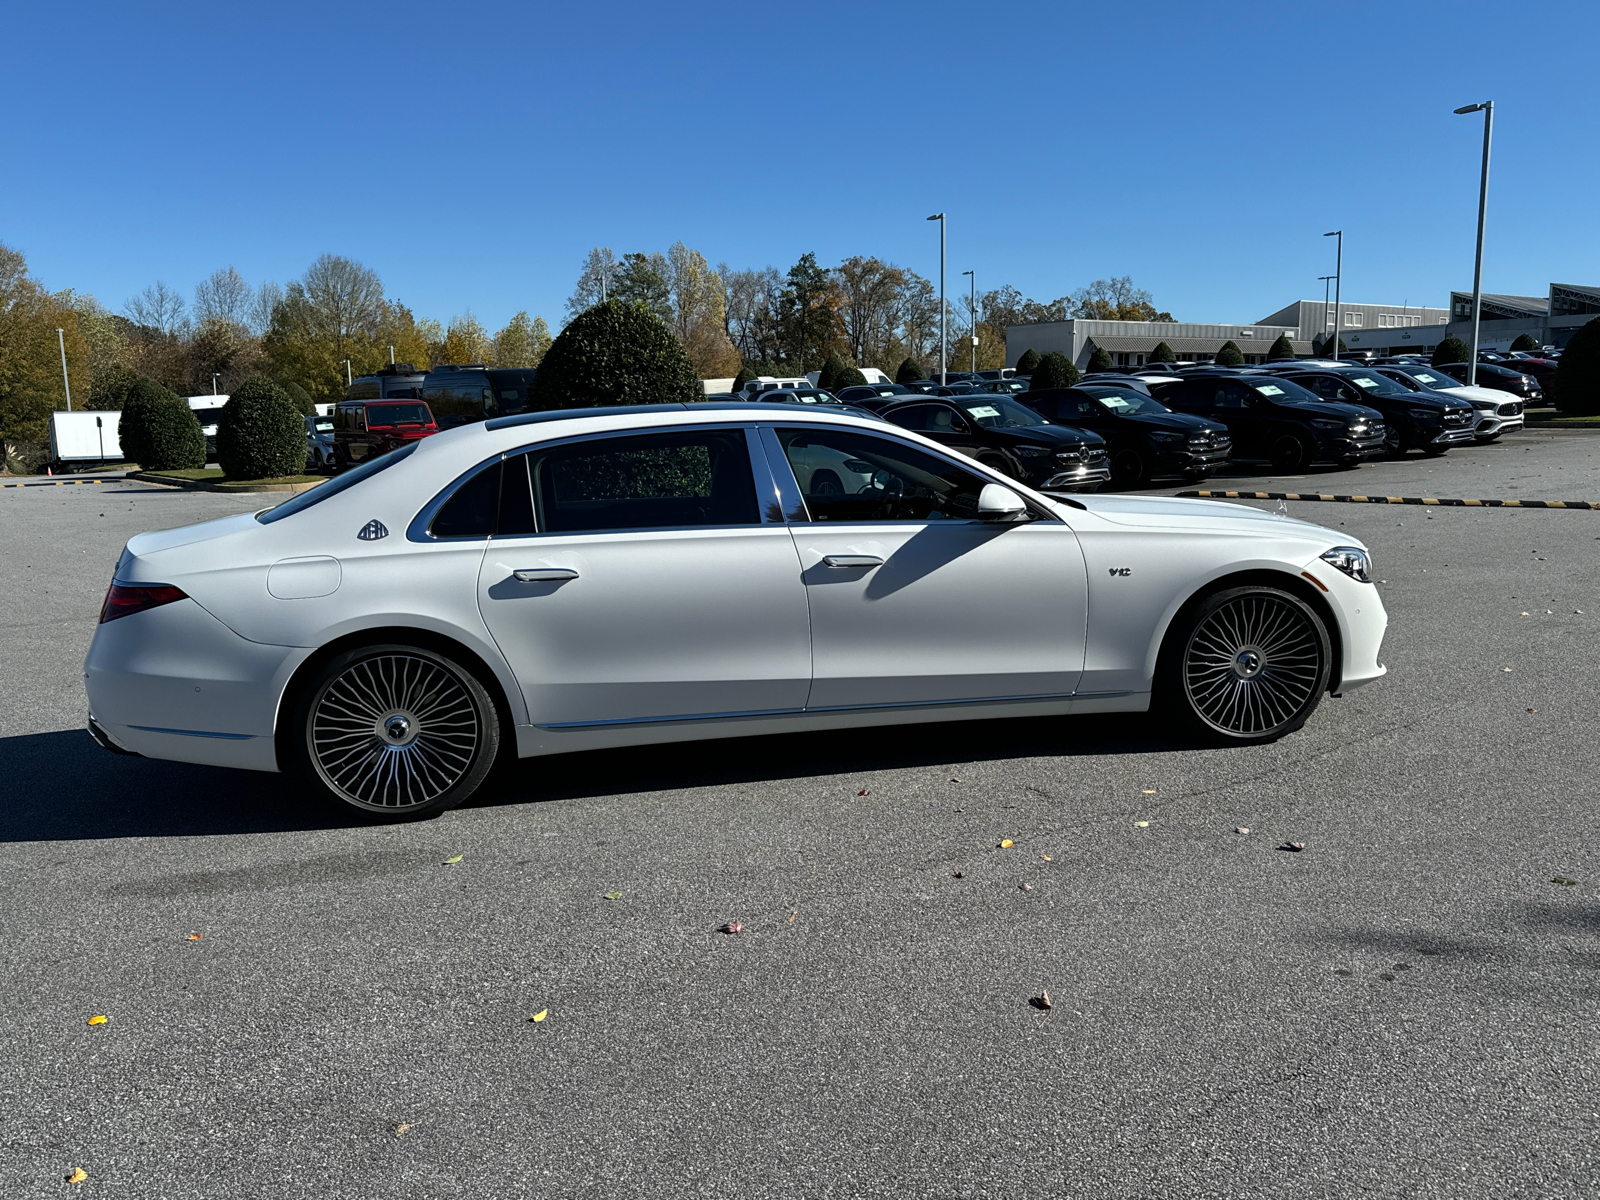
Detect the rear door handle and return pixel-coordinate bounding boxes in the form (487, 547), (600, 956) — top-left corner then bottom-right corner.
(822, 555), (883, 569)
(512, 568), (579, 583)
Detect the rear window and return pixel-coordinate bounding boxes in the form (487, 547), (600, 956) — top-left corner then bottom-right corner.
(366, 404), (431, 425)
(256, 442), (418, 524)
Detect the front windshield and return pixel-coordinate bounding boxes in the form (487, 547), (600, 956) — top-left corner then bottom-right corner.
(1344, 373), (1413, 398)
(1087, 388), (1170, 416)
(1403, 369), (1458, 391)
(962, 397), (1048, 428)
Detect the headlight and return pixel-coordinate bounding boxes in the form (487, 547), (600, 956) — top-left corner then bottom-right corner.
(1148, 431), (1184, 444)
(1310, 418), (1345, 432)
(1320, 545), (1373, 583)
(1014, 445), (1052, 458)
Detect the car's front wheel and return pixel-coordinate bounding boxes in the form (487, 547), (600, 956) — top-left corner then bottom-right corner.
(1269, 435), (1309, 471)
(1111, 448), (1151, 488)
(1160, 586), (1331, 743)
(290, 643), (501, 818)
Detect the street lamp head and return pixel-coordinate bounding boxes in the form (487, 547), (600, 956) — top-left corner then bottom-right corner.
(926, 213), (943, 221)
(1323, 230), (1341, 237)
(1454, 102), (1489, 114)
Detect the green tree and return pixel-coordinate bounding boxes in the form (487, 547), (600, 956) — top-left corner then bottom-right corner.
(530, 299), (702, 409)
(87, 364), (143, 411)
(0, 244), (90, 445)
(1148, 342), (1177, 364)
(217, 376), (306, 479)
(1014, 348), (1041, 375)
(1086, 345), (1115, 373)
(612, 253), (673, 326)
(1215, 340), (1245, 367)
(817, 351), (852, 391)
(896, 356), (925, 383)
(440, 314), (492, 365)
(1553, 318), (1600, 416)
(732, 365), (758, 393)
(835, 367), (868, 389)
(261, 254), (388, 403)
(1267, 334), (1296, 360)
(493, 312), (554, 368)
(1432, 336), (1469, 365)
(1510, 333), (1541, 353)
(1031, 352), (1081, 390)
(277, 380), (315, 416)
(777, 252), (837, 371)
(667, 243), (741, 378)
(120, 378), (205, 470)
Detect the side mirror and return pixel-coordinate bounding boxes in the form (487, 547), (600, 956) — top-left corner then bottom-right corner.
(977, 483), (1028, 522)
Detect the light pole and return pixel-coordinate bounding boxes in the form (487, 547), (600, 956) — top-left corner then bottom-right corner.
(1455, 100), (1494, 385)
(1318, 275), (1335, 348)
(56, 328), (71, 411)
(961, 270), (977, 374)
(211, 373), (219, 396)
(927, 213), (946, 384)
(342, 359), (352, 387)
(1323, 232), (1342, 360)
(389, 345), (395, 365)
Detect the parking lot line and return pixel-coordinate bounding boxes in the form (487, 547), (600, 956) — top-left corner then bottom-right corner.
(1180, 489), (1600, 510)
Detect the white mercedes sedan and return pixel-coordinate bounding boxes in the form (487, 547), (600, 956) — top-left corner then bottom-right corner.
(86, 403), (1387, 818)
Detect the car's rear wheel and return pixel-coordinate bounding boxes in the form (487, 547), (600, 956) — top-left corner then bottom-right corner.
(977, 452), (1021, 481)
(292, 643), (500, 819)
(1161, 586), (1331, 743)
(1269, 435), (1308, 471)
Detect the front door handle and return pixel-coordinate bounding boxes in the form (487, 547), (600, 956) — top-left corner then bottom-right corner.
(822, 555), (884, 569)
(512, 567), (579, 583)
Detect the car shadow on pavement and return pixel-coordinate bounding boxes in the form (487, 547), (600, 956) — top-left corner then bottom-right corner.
(0, 715), (1207, 841)
(470, 712), (1206, 812)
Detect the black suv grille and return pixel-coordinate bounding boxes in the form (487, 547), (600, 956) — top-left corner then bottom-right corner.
(1443, 409), (1474, 429)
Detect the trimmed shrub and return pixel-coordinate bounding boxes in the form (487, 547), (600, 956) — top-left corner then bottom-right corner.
(1313, 334), (1349, 357)
(530, 299), (702, 409)
(1215, 340), (1245, 367)
(896, 357), (925, 383)
(817, 351), (852, 392)
(835, 367), (868, 390)
(1086, 345), (1115, 373)
(732, 365), (758, 394)
(1148, 341), (1177, 363)
(1031, 352), (1081, 391)
(1510, 333), (1541, 353)
(87, 364), (143, 411)
(120, 380), (205, 470)
(277, 380), (315, 416)
(217, 376), (307, 479)
(1554, 317), (1600, 416)
(1267, 334), (1296, 360)
(1432, 336), (1470, 365)
(1014, 348), (1041, 375)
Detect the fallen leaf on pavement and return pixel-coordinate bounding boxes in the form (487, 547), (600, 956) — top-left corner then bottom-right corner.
(719, 921), (744, 935)
(788, 910), (797, 923)
(1278, 841), (1306, 852)
(1552, 876), (1578, 886)
(1134, 821), (1150, 828)
(1040, 855), (1052, 861)
(1019, 883), (1033, 892)
(999, 839), (1013, 849)
(1029, 991), (1052, 1011)
(1236, 827), (1250, 835)
(529, 1009), (548, 1022)
(187, 932), (203, 941)
(66, 1168), (87, 1184)
(1142, 789), (1156, 794)
(86, 1015), (107, 1026)
(395, 1123), (413, 1137)
(857, 789), (868, 796)
(603, 891), (623, 900)
(1527, 708), (1538, 714)
(442, 854), (464, 864)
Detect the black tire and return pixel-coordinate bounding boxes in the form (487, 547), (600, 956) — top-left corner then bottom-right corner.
(290, 643), (501, 819)
(1110, 448), (1151, 488)
(977, 452), (1021, 481)
(1158, 586), (1331, 744)
(810, 469), (844, 495)
(1269, 435), (1309, 472)
(1383, 428), (1406, 459)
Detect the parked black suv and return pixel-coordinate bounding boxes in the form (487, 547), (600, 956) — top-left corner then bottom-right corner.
(345, 362), (428, 401)
(878, 395), (1110, 492)
(1149, 373), (1386, 470)
(419, 364), (539, 428)
(1020, 384), (1231, 486)
(1431, 359), (1543, 403)
(1279, 367), (1475, 457)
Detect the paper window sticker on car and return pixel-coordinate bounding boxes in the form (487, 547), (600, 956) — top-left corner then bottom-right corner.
(1254, 385), (1285, 396)
(1353, 377), (1379, 387)
(969, 406), (999, 418)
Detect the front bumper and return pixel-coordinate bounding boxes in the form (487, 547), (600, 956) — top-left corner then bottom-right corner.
(1317, 433), (1387, 462)
(1302, 552), (1388, 694)
(1428, 425), (1478, 447)
(1153, 444), (1231, 474)
(1037, 464), (1112, 492)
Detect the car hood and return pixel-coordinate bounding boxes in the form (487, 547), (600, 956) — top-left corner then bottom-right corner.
(1434, 383), (1509, 404)
(1119, 411), (1227, 435)
(1000, 424), (1107, 448)
(1275, 399), (1383, 422)
(1062, 493), (1343, 538)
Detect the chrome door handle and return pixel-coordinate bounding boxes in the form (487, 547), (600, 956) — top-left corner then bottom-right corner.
(512, 568), (579, 583)
(822, 555), (883, 569)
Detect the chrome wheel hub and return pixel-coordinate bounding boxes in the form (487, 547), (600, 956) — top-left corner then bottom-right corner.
(310, 653), (479, 810)
(1185, 596), (1321, 736)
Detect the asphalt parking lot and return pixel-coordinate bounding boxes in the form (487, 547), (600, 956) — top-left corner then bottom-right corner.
(3, 426), (1598, 1199)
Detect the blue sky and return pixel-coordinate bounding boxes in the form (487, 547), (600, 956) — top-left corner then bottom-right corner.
(5, 0), (1596, 337)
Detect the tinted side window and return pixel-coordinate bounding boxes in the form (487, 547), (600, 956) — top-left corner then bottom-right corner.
(885, 404), (940, 432)
(777, 428), (986, 523)
(346, 380), (381, 401)
(432, 459), (502, 538)
(530, 430), (758, 533)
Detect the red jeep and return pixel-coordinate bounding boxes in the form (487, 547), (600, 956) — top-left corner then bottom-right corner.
(333, 400), (439, 468)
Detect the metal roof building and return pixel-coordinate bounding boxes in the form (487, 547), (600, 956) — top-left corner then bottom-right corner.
(1004, 318), (1307, 370)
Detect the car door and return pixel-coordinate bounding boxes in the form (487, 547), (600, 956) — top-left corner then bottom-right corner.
(1172, 380), (1259, 451)
(768, 424), (1088, 709)
(475, 426), (812, 728)
(884, 403), (987, 462)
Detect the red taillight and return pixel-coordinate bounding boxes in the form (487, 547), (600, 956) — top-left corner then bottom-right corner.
(100, 583), (188, 623)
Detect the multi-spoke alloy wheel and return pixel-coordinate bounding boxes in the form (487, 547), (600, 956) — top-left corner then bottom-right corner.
(1169, 587), (1330, 741)
(295, 645), (499, 817)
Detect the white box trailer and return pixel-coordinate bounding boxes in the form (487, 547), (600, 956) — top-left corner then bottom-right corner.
(49, 411), (123, 464)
